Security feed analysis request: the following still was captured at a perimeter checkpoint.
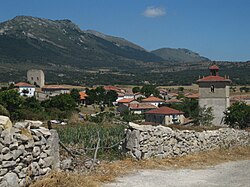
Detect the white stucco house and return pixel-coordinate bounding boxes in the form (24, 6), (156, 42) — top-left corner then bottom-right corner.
(15, 82), (36, 97)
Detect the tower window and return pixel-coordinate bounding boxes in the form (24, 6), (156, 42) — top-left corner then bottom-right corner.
(37, 77), (39, 80)
(211, 85), (215, 93)
(31, 77), (33, 80)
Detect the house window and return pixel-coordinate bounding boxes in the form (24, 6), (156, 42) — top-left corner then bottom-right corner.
(211, 85), (215, 93)
(37, 77), (39, 81)
(31, 77), (33, 80)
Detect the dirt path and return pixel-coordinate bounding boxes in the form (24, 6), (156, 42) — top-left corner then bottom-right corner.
(103, 160), (250, 187)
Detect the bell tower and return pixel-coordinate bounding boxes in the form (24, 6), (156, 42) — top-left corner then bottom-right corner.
(197, 65), (231, 126)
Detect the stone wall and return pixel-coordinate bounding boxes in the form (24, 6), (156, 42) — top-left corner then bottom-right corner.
(124, 122), (250, 160)
(0, 117), (59, 187)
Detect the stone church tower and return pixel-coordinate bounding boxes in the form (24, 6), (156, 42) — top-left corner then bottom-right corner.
(27, 69), (45, 87)
(197, 65), (231, 126)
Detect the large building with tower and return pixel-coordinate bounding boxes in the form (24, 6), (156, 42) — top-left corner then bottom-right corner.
(27, 69), (45, 87)
(197, 65), (231, 126)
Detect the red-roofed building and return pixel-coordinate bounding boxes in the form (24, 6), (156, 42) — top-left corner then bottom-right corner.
(141, 96), (165, 107)
(103, 85), (125, 94)
(185, 93), (199, 99)
(145, 106), (185, 125)
(14, 82), (36, 97)
(79, 91), (88, 104)
(117, 98), (135, 106)
(117, 102), (157, 114)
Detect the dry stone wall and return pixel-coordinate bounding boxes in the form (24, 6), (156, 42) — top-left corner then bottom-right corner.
(125, 122), (250, 160)
(0, 117), (59, 187)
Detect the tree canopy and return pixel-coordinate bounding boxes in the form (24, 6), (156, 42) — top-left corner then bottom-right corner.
(224, 101), (250, 129)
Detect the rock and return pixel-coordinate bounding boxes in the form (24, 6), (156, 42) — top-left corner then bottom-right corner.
(2, 152), (13, 161)
(36, 127), (51, 136)
(9, 142), (18, 150)
(25, 120), (43, 128)
(1, 147), (9, 154)
(61, 158), (73, 170)
(0, 169), (8, 176)
(14, 121), (29, 129)
(0, 115), (12, 130)
(42, 156), (54, 168)
(39, 167), (51, 175)
(126, 130), (140, 150)
(16, 133), (32, 142)
(2, 161), (16, 168)
(47, 130), (60, 169)
(30, 162), (40, 176)
(12, 149), (24, 160)
(32, 146), (41, 157)
(132, 150), (141, 159)
(2, 172), (20, 187)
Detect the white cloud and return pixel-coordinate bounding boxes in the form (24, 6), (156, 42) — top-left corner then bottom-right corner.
(143, 6), (166, 18)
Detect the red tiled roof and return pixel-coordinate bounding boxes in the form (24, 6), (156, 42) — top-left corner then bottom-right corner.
(209, 65), (219, 70)
(79, 91), (88, 100)
(165, 99), (182, 103)
(197, 76), (231, 82)
(118, 98), (134, 103)
(185, 93), (199, 99)
(15, 82), (34, 87)
(103, 85), (125, 93)
(141, 96), (164, 102)
(42, 85), (70, 89)
(129, 103), (157, 110)
(145, 106), (184, 115)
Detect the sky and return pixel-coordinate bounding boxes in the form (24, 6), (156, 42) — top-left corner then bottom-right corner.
(0, 0), (250, 61)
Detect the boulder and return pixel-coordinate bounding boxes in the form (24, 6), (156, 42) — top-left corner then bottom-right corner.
(0, 115), (12, 130)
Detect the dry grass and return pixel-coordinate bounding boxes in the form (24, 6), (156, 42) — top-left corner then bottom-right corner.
(31, 146), (250, 187)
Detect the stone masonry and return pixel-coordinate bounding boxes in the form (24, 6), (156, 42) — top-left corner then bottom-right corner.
(124, 122), (250, 160)
(0, 116), (59, 187)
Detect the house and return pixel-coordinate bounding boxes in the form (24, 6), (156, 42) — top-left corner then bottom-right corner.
(141, 96), (165, 107)
(14, 82), (36, 97)
(103, 85), (125, 94)
(129, 103), (157, 114)
(118, 102), (157, 115)
(117, 98), (135, 106)
(145, 106), (185, 125)
(185, 93), (199, 99)
(79, 91), (88, 105)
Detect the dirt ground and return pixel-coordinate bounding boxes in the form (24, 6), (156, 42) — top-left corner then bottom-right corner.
(103, 160), (250, 187)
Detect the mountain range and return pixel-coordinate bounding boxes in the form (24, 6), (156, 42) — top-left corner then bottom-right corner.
(0, 16), (249, 85)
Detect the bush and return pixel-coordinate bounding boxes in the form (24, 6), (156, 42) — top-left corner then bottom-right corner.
(224, 102), (250, 129)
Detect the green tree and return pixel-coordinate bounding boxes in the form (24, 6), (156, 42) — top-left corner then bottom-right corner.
(43, 94), (76, 111)
(0, 104), (10, 117)
(70, 88), (80, 103)
(195, 106), (214, 126)
(224, 102), (250, 129)
(132, 86), (140, 93)
(178, 87), (184, 92)
(140, 85), (159, 97)
(0, 90), (24, 119)
(105, 90), (118, 106)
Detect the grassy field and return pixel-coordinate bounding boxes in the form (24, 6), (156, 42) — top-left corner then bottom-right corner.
(31, 146), (250, 187)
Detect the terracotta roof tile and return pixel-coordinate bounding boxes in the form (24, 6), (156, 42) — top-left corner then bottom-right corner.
(79, 91), (88, 100)
(209, 65), (219, 70)
(118, 98), (135, 103)
(129, 103), (157, 110)
(15, 82), (34, 87)
(197, 76), (231, 82)
(141, 96), (164, 102)
(145, 106), (184, 115)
